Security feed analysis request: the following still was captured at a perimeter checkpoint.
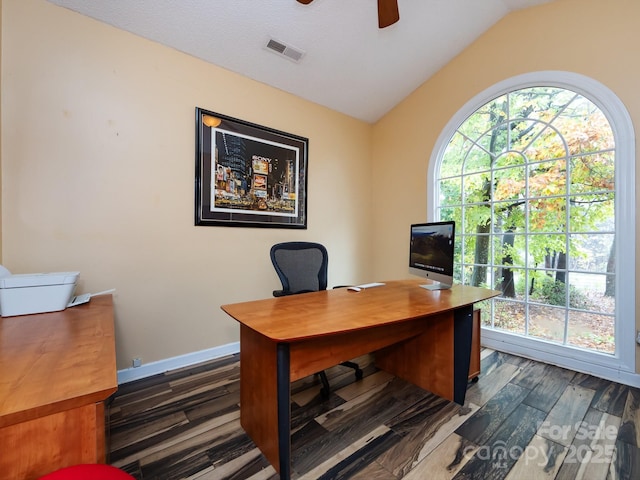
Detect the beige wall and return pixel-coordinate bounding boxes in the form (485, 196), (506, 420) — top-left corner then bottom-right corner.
(1, 0), (373, 369)
(371, 0), (639, 369)
(3, 0), (639, 373)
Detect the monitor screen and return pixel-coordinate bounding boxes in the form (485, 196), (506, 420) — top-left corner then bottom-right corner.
(409, 221), (455, 290)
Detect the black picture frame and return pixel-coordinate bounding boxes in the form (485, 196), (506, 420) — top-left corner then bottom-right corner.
(195, 108), (309, 228)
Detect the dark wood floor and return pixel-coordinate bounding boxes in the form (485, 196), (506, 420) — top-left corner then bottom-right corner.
(108, 349), (640, 480)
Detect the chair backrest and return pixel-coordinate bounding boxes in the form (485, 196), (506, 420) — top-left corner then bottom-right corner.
(270, 242), (328, 295)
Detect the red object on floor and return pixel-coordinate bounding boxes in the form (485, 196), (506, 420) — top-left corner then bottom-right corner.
(38, 464), (135, 480)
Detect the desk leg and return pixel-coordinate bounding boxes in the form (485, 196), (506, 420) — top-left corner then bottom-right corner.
(240, 326), (291, 477)
(453, 305), (474, 404)
(277, 343), (291, 480)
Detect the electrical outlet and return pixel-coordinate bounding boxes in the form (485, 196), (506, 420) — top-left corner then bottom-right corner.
(132, 357), (142, 368)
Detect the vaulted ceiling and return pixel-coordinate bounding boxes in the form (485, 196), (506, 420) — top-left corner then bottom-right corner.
(48, 0), (554, 123)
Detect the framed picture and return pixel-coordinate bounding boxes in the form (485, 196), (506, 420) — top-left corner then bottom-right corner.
(195, 108), (309, 228)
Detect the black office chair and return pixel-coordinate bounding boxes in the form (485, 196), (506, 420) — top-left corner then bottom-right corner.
(270, 242), (363, 398)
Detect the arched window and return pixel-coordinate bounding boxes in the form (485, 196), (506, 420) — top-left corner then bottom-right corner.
(429, 72), (636, 381)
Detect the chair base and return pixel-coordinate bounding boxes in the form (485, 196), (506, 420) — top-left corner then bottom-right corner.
(318, 362), (363, 399)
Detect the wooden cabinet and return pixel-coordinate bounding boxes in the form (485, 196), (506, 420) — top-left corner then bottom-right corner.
(0, 295), (117, 480)
(468, 309), (481, 381)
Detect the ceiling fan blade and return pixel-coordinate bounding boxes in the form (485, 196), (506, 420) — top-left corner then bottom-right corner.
(297, 0), (314, 4)
(378, 0), (399, 28)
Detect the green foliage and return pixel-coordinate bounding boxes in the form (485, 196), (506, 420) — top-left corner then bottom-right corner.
(529, 276), (591, 309)
(439, 86), (615, 291)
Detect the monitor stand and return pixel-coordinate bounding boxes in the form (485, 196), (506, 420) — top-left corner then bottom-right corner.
(420, 282), (452, 291)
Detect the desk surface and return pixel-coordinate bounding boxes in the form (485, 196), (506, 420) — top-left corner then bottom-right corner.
(0, 295), (117, 428)
(222, 279), (500, 342)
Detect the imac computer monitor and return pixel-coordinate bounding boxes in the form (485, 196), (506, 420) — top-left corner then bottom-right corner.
(409, 221), (455, 290)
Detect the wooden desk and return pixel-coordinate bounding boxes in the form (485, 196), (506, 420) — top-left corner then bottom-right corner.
(222, 279), (499, 478)
(0, 295), (117, 480)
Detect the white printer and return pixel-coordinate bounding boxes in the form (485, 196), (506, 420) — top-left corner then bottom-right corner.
(0, 267), (79, 317)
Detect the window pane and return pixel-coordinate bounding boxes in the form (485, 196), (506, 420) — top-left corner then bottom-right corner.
(570, 152), (614, 194)
(461, 235), (475, 265)
(525, 126), (568, 161)
(529, 304), (566, 344)
(528, 159), (567, 198)
(475, 300), (492, 328)
(464, 203), (491, 234)
(494, 233), (525, 268)
(464, 233), (490, 265)
(438, 207), (462, 222)
(439, 177), (462, 206)
(509, 87), (575, 123)
(460, 264), (474, 285)
(529, 270), (567, 307)
(465, 264), (491, 288)
(493, 267), (525, 297)
(529, 198), (567, 233)
(568, 234), (614, 272)
(494, 201), (525, 232)
(568, 273), (615, 314)
(462, 264), (492, 287)
(528, 234), (566, 268)
(463, 173), (491, 204)
(464, 145), (493, 174)
(453, 234), (462, 263)
(569, 194), (614, 232)
(555, 96), (614, 156)
(494, 150), (526, 169)
(438, 206), (461, 224)
(494, 166), (526, 201)
(509, 119), (547, 152)
(461, 94), (508, 139)
(477, 129), (506, 160)
(441, 132), (471, 177)
(494, 299), (525, 335)
(567, 311), (614, 354)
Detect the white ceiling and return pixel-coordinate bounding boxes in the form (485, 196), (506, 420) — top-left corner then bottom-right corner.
(47, 0), (554, 123)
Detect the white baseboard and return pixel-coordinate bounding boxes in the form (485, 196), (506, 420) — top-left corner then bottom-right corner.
(117, 336), (640, 389)
(117, 342), (240, 384)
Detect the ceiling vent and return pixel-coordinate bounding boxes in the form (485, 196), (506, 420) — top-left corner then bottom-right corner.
(265, 38), (305, 63)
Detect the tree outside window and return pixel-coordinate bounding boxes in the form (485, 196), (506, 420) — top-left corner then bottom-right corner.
(437, 87), (616, 354)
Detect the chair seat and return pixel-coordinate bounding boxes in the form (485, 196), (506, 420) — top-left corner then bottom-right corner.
(38, 464), (135, 480)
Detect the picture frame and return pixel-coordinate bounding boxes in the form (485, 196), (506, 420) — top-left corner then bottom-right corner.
(195, 107), (309, 229)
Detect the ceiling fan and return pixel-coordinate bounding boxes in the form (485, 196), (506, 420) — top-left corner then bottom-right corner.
(297, 0), (400, 29)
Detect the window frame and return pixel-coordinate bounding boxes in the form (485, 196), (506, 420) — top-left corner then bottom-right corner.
(428, 71), (637, 382)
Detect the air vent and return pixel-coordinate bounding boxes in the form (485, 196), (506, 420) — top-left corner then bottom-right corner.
(265, 37), (305, 63)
